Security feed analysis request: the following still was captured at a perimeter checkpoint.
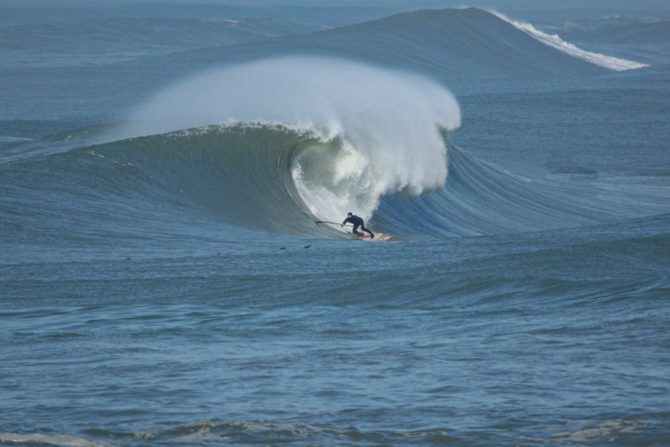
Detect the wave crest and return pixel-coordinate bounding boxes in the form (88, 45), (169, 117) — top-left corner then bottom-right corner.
(491, 10), (649, 71)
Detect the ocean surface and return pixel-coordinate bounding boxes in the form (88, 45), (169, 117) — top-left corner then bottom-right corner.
(1, 5), (669, 446)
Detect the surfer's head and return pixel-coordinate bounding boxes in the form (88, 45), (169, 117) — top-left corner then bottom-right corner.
(347, 212), (353, 217)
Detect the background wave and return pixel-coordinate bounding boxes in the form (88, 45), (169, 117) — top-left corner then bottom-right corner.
(491, 10), (649, 71)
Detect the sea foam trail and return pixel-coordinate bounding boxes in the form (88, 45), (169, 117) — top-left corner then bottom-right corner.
(491, 11), (649, 71)
(118, 57), (460, 223)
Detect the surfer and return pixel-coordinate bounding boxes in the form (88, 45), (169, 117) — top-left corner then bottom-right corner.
(342, 212), (374, 239)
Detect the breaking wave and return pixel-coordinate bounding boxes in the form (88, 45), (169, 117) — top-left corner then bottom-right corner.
(114, 57), (460, 224)
(492, 11), (650, 71)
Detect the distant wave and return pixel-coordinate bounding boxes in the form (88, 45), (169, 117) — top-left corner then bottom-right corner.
(491, 11), (649, 71)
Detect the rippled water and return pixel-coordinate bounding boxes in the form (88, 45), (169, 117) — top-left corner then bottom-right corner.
(3, 216), (669, 446)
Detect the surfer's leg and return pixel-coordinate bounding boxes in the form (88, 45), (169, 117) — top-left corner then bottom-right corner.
(362, 226), (374, 239)
(352, 224), (361, 236)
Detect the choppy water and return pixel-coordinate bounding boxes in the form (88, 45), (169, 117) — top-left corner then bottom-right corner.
(1, 6), (669, 447)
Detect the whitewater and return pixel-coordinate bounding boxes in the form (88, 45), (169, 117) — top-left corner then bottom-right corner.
(492, 10), (649, 71)
(1, 5), (669, 447)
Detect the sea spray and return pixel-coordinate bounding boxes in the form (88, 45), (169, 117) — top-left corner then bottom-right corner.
(119, 56), (460, 222)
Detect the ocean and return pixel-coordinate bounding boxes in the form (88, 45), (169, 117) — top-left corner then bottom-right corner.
(1, 4), (669, 446)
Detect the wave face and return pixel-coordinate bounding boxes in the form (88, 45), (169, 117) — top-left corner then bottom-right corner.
(116, 57), (460, 224)
(492, 11), (650, 71)
(88, 125), (356, 236)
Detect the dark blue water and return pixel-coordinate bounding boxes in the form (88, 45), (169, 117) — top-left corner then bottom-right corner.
(1, 6), (669, 447)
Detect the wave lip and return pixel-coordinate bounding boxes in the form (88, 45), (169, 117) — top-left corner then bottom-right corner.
(492, 10), (650, 71)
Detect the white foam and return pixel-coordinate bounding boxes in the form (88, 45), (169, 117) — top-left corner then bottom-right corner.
(492, 11), (649, 71)
(120, 57), (460, 223)
(0, 136), (33, 143)
(554, 419), (644, 442)
(0, 432), (118, 447)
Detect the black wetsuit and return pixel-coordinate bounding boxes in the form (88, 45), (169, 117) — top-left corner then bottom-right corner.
(343, 215), (374, 238)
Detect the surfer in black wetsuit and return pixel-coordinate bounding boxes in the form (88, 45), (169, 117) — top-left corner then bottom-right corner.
(342, 212), (374, 239)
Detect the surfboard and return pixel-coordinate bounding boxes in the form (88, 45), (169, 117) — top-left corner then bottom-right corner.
(354, 231), (392, 241)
